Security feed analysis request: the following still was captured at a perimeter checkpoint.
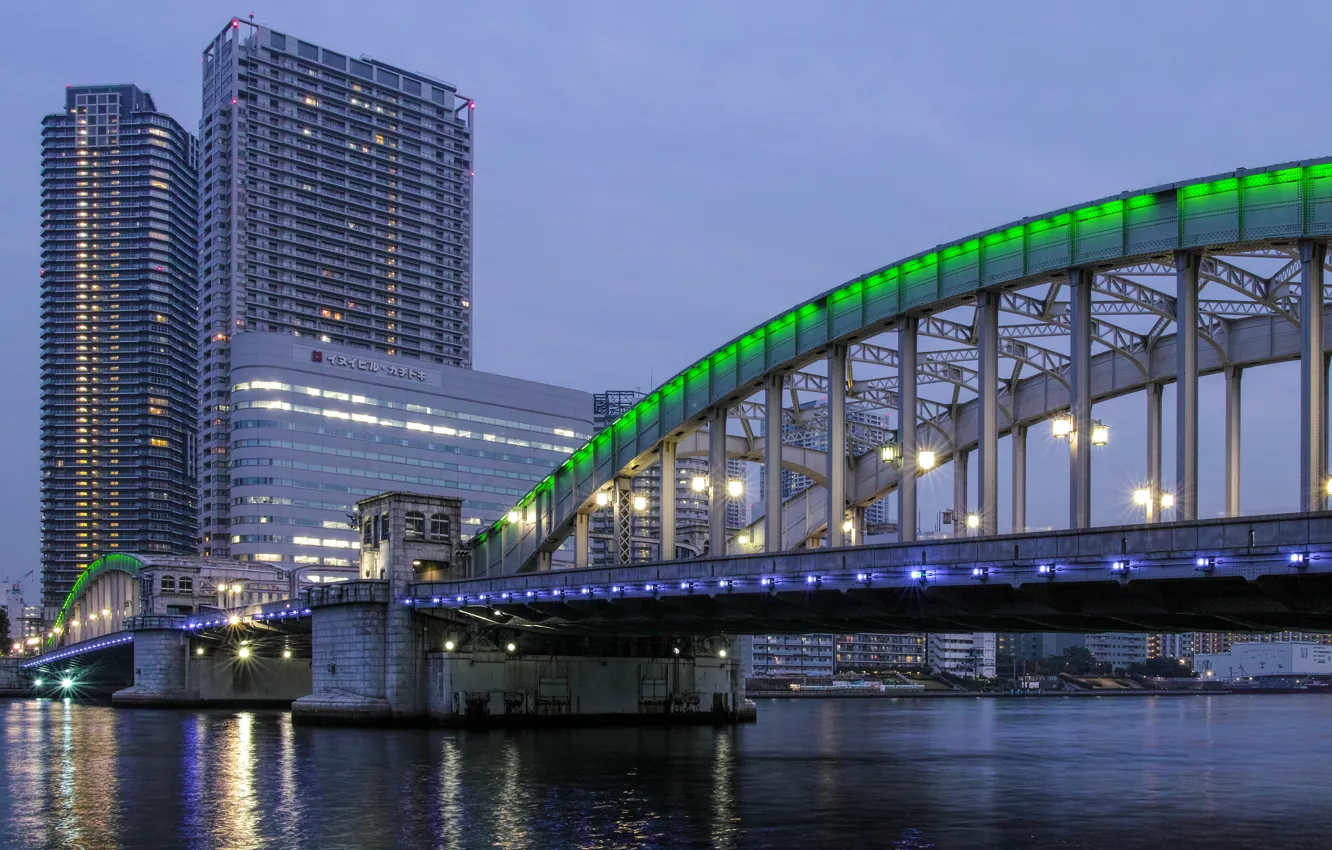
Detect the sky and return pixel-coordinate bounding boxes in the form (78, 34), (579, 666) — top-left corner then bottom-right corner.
(2, 0), (1329, 603)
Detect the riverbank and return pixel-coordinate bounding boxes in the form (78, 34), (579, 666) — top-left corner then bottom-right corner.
(750, 687), (1332, 698)
(749, 688), (1231, 698)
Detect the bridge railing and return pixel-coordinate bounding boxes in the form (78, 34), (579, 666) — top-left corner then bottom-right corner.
(302, 579), (389, 609)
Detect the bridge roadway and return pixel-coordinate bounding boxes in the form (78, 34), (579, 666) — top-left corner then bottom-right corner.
(418, 513), (1332, 635)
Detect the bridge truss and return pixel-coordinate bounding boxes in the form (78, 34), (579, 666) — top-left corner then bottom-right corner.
(470, 160), (1332, 579)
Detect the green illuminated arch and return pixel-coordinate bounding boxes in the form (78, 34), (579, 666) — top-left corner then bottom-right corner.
(48, 553), (147, 647)
(472, 158), (1332, 574)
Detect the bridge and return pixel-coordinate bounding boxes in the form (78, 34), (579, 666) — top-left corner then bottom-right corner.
(467, 157), (1332, 595)
(26, 158), (1332, 726)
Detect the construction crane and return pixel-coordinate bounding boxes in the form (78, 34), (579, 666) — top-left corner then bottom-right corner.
(3, 570), (34, 604)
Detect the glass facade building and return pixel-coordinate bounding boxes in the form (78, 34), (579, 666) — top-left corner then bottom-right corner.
(224, 335), (591, 570)
(197, 20), (474, 557)
(40, 84), (200, 615)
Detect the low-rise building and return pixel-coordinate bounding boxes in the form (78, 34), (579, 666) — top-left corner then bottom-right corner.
(834, 633), (927, 673)
(750, 634), (834, 678)
(1194, 642), (1332, 680)
(927, 633), (996, 678)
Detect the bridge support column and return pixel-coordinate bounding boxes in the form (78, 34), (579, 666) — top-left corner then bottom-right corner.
(977, 291), (1000, 536)
(659, 440), (676, 561)
(113, 620), (193, 707)
(953, 448), (968, 537)
(1226, 365), (1242, 517)
(1301, 240), (1326, 513)
(849, 504), (866, 544)
(293, 582), (393, 724)
(1011, 423), (1026, 533)
(614, 477), (633, 565)
(1069, 268), (1093, 530)
(826, 344), (848, 547)
(574, 512), (590, 568)
(765, 374), (784, 552)
(1146, 383), (1162, 523)
(1176, 251), (1199, 521)
(728, 636), (755, 721)
(898, 317), (918, 542)
(708, 407), (728, 555)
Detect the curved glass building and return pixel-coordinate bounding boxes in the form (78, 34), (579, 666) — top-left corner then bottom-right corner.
(40, 84), (200, 615)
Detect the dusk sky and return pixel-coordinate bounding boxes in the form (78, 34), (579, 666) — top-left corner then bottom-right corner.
(3, 1), (1328, 602)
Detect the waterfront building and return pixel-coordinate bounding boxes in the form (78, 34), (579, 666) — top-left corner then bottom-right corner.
(762, 400), (891, 534)
(197, 19), (475, 557)
(834, 633), (927, 674)
(927, 633), (997, 678)
(1082, 633), (1149, 669)
(749, 634), (834, 678)
(224, 335), (591, 571)
(589, 390), (741, 563)
(1194, 642), (1332, 680)
(40, 84), (200, 616)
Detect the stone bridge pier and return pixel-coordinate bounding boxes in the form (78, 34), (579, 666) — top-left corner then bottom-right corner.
(292, 492), (754, 727)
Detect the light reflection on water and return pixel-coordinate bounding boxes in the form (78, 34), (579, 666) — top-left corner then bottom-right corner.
(0, 696), (1329, 848)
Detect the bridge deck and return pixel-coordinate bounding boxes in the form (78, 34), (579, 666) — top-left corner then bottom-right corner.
(415, 513), (1332, 635)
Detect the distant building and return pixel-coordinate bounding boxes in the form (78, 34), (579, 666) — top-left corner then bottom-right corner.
(1082, 633), (1149, 669)
(590, 390), (743, 563)
(1195, 642), (1332, 681)
(928, 633), (996, 678)
(834, 633), (927, 673)
(750, 634), (834, 678)
(1004, 632), (1148, 669)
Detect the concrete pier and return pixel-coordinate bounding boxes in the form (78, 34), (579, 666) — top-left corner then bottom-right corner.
(113, 618), (311, 708)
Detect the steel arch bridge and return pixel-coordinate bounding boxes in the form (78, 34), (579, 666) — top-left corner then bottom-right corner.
(470, 158), (1332, 580)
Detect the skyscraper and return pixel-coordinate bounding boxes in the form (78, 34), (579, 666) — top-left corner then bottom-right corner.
(40, 84), (200, 615)
(197, 20), (475, 557)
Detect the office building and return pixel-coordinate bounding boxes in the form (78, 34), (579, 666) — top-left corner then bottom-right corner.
(225, 335), (591, 569)
(927, 633), (996, 678)
(834, 633), (927, 673)
(40, 84), (200, 615)
(198, 20), (474, 557)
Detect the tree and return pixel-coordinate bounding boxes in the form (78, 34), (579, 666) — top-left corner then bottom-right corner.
(1061, 645), (1102, 675)
(0, 606), (9, 653)
(1128, 656), (1196, 678)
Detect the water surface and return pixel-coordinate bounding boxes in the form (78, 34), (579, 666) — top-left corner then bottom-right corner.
(0, 695), (1326, 849)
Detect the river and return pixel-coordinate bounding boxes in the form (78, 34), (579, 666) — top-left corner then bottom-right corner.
(0, 695), (1326, 849)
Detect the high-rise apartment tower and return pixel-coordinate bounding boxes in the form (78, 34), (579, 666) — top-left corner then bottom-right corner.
(40, 84), (200, 614)
(197, 20), (474, 556)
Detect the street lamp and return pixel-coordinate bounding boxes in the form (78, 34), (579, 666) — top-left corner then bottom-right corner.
(506, 510), (520, 523)
(965, 513), (980, 530)
(632, 494), (648, 511)
(594, 491), (611, 508)
(1133, 488), (1151, 506)
(1091, 422), (1110, 447)
(1160, 493), (1175, 510)
(737, 533), (750, 546)
(690, 476), (707, 492)
(918, 450), (937, 470)
(727, 479), (744, 498)
(880, 442), (900, 465)
(1051, 413), (1072, 440)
